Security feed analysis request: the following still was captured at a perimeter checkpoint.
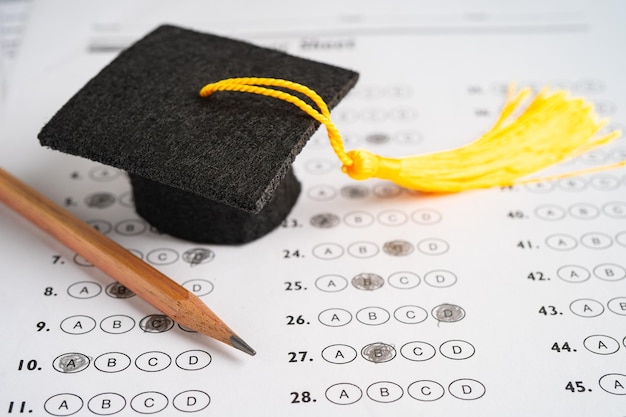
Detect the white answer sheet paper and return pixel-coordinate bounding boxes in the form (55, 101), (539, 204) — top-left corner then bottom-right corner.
(1, 1), (625, 416)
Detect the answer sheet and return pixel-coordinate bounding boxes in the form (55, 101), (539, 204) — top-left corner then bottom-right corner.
(1, 1), (625, 416)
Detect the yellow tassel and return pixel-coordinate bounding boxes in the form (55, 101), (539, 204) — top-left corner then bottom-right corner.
(199, 78), (624, 192)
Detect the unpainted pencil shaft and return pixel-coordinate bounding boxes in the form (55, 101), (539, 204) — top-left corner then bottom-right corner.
(0, 167), (255, 355)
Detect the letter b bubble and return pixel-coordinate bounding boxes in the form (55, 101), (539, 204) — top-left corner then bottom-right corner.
(366, 381), (403, 403)
(88, 393), (126, 415)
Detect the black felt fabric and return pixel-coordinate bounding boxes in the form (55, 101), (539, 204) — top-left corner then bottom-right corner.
(130, 170), (300, 244)
(38, 24), (359, 213)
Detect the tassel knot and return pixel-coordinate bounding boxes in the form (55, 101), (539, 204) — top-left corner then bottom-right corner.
(343, 149), (380, 180)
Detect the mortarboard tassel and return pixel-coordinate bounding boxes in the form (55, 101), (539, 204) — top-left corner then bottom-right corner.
(200, 77), (624, 192)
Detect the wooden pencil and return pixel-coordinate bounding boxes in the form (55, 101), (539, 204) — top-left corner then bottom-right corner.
(0, 167), (255, 356)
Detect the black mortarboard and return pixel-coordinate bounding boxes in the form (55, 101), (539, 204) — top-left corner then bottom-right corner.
(38, 25), (358, 244)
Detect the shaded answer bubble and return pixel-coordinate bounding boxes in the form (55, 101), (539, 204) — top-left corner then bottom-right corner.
(85, 192), (116, 208)
(341, 185), (369, 199)
(365, 133), (390, 144)
(106, 282), (135, 298)
(182, 248), (215, 266)
(53, 353), (90, 373)
(310, 213), (340, 228)
(139, 315), (175, 333)
(383, 240), (414, 256)
(431, 304), (465, 322)
(361, 342), (396, 363)
(351, 273), (384, 290)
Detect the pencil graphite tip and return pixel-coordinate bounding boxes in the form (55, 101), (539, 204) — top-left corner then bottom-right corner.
(230, 335), (256, 356)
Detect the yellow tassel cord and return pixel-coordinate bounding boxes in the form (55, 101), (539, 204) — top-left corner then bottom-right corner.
(199, 77), (624, 192)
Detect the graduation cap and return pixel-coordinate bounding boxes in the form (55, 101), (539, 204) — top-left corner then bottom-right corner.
(38, 25), (358, 244)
